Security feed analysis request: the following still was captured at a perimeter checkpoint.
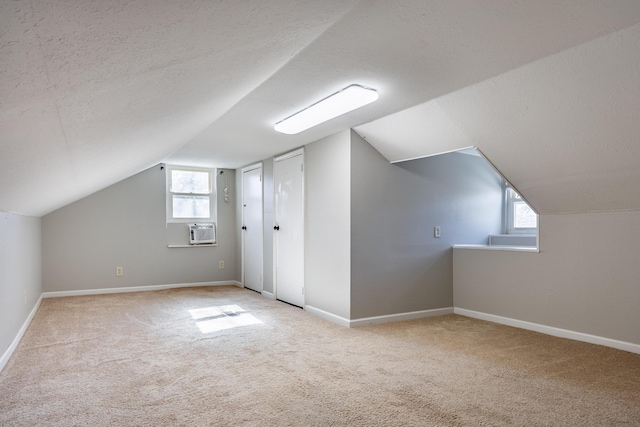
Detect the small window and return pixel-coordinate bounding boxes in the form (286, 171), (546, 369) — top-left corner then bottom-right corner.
(166, 166), (215, 222)
(506, 187), (537, 233)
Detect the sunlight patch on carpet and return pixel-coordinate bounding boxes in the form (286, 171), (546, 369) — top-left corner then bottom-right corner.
(189, 305), (263, 333)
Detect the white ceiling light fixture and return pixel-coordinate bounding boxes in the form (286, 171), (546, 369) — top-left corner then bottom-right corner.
(274, 84), (379, 134)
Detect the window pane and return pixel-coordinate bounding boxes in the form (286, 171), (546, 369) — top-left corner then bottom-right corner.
(173, 195), (210, 218)
(171, 170), (210, 194)
(514, 201), (537, 228)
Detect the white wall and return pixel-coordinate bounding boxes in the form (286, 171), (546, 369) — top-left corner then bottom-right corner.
(453, 210), (640, 346)
(0, 212), (42, 364)
(42, 165), (236, 292)
(305, 131), (352, 319)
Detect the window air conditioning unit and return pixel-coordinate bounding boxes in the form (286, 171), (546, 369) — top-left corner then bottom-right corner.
(189, 223), (216, 245)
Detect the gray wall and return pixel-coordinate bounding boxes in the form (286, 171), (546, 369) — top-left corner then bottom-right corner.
(350, 133), (503, 319)
(0, 212), (42, 359)
(42, 165), (236, 292)
(305, 131), (352, 319)
(454, 210), (640, 345)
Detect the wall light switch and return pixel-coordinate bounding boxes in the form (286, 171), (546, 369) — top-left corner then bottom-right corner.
(434, 226), (441, 238)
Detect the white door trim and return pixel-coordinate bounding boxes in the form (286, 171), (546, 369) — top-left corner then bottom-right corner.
(274, 147), (304, 162)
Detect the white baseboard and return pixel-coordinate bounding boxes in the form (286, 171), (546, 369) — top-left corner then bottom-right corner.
(305, 305), (350, 328)
(0, 295), (43, 372)
(454, 308), (640, 355)
(350, 307), (454, 328)
(261, 291), (276, 300)
(305, 305), (455, 328)
(42, 281), (240, 298)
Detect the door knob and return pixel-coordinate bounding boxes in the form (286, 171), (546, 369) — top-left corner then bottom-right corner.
(274, 225), (280, 231)
(242, 226), (247, 230)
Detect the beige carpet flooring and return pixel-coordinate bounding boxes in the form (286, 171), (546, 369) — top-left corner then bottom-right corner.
(1, 286), (639, 426)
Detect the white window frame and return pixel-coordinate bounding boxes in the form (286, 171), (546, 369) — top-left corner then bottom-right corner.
(506, 187), (537, 234)
(166, 165), (216, 224)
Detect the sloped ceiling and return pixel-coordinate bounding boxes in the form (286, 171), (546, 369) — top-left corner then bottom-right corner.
(355, 23), (640, 214)
(2, 1), (640, 216)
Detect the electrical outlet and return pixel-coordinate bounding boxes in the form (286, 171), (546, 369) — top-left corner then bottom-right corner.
(434, 226), (441, 238)
(219, 261), (225, 269)
(116, 267), (123, 277)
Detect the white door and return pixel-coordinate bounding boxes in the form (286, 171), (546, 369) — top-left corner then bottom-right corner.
(242, 165), (263, 293)
(274, 150), (304, 307)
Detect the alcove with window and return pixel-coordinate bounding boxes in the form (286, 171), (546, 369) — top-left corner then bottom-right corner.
(488, 165), (538, 249)
(448, 148), (538, 250)
(487, 186), (538, 248)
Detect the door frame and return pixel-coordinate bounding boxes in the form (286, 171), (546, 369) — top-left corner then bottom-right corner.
(241, 162), (264, 292)
(273, 148), (305, 307)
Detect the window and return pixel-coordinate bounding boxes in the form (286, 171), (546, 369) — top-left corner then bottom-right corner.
(506, 187), (537, 233)
(166, 166), (215, 223)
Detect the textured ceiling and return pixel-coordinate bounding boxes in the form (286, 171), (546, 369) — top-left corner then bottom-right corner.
(2, 1), (640, 216)
(356, 22), (640, 214)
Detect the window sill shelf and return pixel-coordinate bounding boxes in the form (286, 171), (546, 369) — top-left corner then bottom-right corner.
(168, 244), (217, 248)
(453, 244), (539, 253)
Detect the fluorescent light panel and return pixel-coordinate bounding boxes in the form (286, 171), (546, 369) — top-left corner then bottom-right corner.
(274, 84), (378, 134)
